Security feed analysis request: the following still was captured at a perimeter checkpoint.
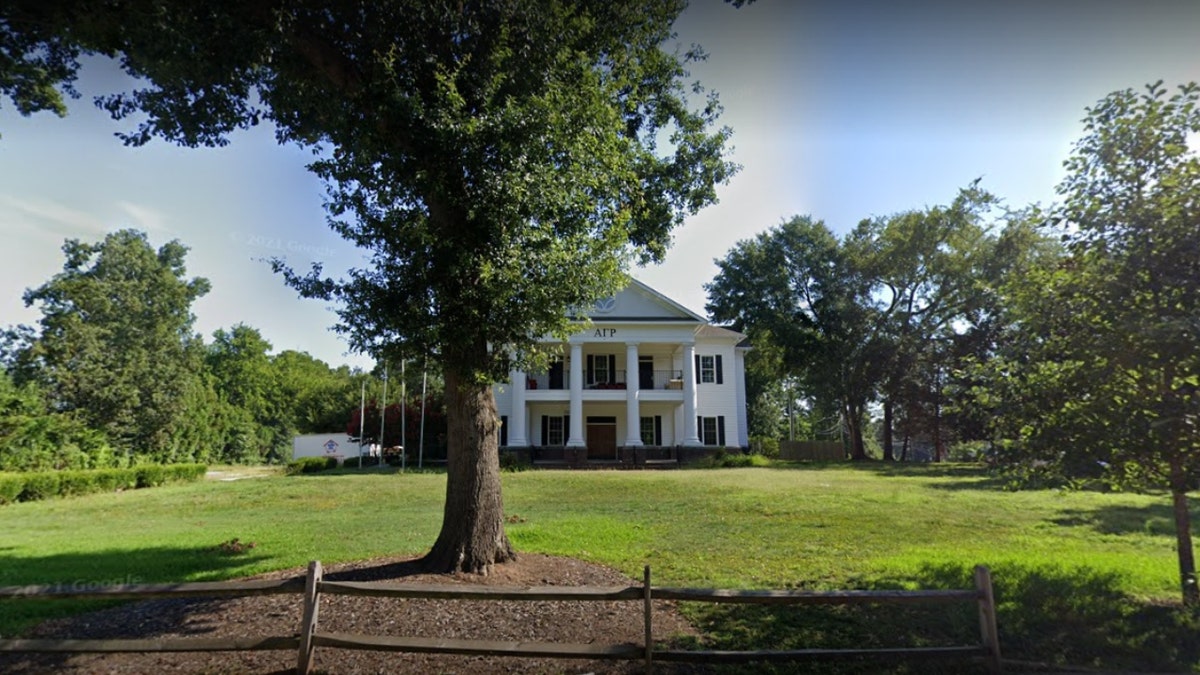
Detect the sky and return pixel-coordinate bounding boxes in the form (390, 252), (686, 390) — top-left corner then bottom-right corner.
(2, 0), (1198, 371)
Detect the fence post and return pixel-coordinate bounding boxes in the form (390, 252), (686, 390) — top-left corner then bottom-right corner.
(297, 560), (324, 675)
(974, 565), (1002, 674)
(643, 565), (652, 672)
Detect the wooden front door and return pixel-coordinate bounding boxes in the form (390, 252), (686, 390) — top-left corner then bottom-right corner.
(586, 423), (618, 461)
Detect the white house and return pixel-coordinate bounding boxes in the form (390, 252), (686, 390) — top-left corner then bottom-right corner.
(495, 280), (749, 466)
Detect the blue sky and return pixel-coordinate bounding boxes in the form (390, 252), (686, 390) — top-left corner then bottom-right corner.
(2, 0), (1198, 370)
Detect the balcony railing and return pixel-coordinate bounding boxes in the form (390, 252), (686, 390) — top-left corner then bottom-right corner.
(523, 370), (683, 391)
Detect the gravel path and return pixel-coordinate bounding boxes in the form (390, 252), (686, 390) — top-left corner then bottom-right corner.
(0, 554), (710, 674)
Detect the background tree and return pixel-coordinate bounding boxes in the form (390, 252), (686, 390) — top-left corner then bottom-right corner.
(1, 1), (737, 572)
(849, 185), (1004, 460)
(978, 82), (1200, 605)
(707, 216), (881, 459)
(15, 229), (210, 461)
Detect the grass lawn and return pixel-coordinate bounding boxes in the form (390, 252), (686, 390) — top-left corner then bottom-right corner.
(1, 462), (1197, 671)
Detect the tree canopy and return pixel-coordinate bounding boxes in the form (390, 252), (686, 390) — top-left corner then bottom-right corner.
(1, 1), (738, 572)
(978, 82), (1200, 604)
(15, 230), (210, 459)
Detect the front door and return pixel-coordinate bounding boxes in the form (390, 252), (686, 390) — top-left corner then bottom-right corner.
(586, 420), (618, 461)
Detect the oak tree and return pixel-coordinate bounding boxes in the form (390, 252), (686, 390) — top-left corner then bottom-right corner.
(1, 1), (736, 571)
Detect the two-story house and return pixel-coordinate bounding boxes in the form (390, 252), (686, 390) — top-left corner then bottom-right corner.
(495, 279), (749, 466)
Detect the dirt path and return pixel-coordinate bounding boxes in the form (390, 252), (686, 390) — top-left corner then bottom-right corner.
(0, 554), (708, 674)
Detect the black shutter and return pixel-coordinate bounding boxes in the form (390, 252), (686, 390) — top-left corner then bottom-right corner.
(697, 415), (703, 444)
(716, 355), (724, 384)
(500, 416), (508, 446)
(586, 355), (594, 385)
(694, 354), (701, 383)
(541, 416), (548, 446)
(654, 416), (662, 446)
(563, 415), (569, 445)
(609, 355), (617, 383)
(718, 416), (726, 446)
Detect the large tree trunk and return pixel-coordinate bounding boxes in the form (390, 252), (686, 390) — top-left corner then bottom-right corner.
(844, 400), (867, 460)
(1169, 458), (1198, 605)
(422, 368), (515, 574)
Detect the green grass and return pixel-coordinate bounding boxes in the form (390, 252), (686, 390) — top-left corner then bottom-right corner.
(1, 462), (1197, 671)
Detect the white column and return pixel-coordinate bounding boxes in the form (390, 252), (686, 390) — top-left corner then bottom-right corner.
(567, 341), (585, 447)
(735, 349), (749, 448)
(624, 342), (642, 446)
(509, 369), (528, 447)
(681, 342), (701, 446)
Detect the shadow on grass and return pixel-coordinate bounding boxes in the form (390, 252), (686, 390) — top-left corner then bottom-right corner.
(0, 545), (271, 637)
(1053, 502), (1198, 537)
(679, 561), (1200, 674)
(763, 460), (1011, 492)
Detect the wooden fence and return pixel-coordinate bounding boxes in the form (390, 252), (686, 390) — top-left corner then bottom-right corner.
(0, 562), (1002, 673)
(780, 440), (846, 461)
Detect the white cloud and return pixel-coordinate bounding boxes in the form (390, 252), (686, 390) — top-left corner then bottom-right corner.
(116, 200), (171, 234)
(0, 194), (107, 240)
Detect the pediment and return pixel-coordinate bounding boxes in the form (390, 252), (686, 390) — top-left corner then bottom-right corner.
(583, 279), (704, 322)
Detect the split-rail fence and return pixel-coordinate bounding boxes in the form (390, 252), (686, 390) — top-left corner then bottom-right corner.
(0, 562), (1002, 673)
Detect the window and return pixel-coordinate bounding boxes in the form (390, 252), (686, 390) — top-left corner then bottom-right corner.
(640, 416), (657, 446)
(587, 354), (618, 386)
(694, 354), (724, 384)
(593, 356), (609, 384)
(698, 416), (726, 446)
(548, 416), (564, 446)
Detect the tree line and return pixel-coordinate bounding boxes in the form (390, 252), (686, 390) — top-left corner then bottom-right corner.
(0, 229), (442, 472)
(708, 81), (1199, 604)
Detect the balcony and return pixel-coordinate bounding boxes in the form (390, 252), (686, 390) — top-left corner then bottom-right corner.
(523, 370), (683, 391)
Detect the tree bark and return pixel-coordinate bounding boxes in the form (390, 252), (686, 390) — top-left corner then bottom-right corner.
(422, 368), (515, 574)
(1169, 457), (1198, 605)
(844, 400), (867, 460)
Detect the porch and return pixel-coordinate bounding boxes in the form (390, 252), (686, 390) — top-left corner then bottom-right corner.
(503, 445), (684, 468)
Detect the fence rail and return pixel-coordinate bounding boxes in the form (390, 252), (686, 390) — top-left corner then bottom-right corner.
(0, 561), (1003, 673)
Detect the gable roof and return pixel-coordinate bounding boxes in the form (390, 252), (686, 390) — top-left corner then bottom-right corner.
(582, 278), (706, 323)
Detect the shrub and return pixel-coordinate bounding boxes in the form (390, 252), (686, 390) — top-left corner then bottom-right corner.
(696, 448), (773, 469)
(287, 456), (338, 474)
(499, 451), (530, 472)
(166, 464), (208, 482)
(57, 470), (97, 496)
(19, 472), (60, 501)
(0, 474), (24, 504)
(92, 468), (138, 492)
(135, 465), (168, 488)
(342, 456), (381, 469)
(750, 436), (780, 458)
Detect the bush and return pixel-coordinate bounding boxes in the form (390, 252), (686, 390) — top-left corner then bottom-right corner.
(92, 468), (138, 492)
(135, 465), (168, 488)
(0, 473), (24, 504)
(342, 456), (381, 469)
(19, 472), (60, 501)
(696, 448), (772, 469)
(750, 436), (780, 458)
(57, 470), (97, 496)
(0, 463), (206, 506)
(499, 451), (530, 472)
(287, 456), (339, 474)
(166, 464), (208, 482)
